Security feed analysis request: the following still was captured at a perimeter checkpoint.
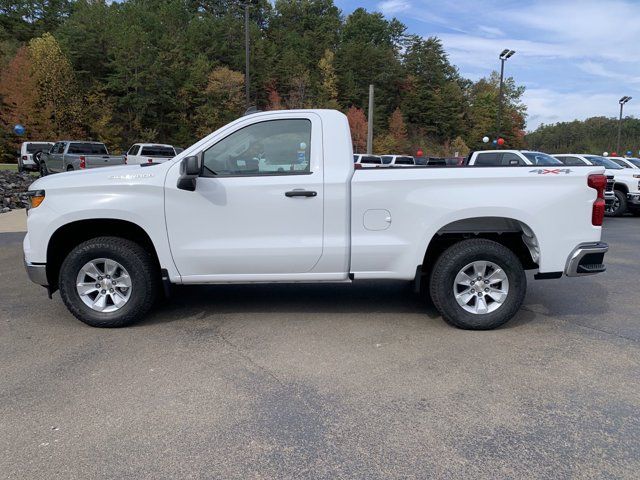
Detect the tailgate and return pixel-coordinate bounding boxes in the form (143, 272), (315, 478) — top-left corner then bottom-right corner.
(85, 155), (126, 168)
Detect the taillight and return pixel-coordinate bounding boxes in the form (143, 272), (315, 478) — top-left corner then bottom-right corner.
(354, 163), (362, 169)
(124, 155), (127, 165)
(148, 158), (153, 163)
(588, 174), (606, 226)
(79, 156), (86, 169)
(22, 155), (28, 160)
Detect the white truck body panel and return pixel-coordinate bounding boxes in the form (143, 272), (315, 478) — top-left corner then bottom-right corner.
(24, 110), (604, 287)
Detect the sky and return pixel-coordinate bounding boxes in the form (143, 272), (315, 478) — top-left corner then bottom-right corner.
(334, 0), (640, 131)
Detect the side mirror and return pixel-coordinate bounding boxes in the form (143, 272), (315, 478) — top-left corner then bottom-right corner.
(177, 154), (202, 191)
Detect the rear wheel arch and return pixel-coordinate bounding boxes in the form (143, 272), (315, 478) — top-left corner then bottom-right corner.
(46, 219), (161, 289)
(420, 217), (539, 281)
(615, 183), (629, 194)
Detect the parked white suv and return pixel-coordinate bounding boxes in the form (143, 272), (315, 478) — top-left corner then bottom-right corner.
(125, 143), (177, 165)
(353, 154), (383, 167)
(24, 110), (608, 330)
(554, 154), (640, 216)
(17, 142), (54, 173)
(381, 155), (416, 167)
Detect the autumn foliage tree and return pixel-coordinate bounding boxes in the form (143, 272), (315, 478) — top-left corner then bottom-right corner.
(346, 106), (367, 153)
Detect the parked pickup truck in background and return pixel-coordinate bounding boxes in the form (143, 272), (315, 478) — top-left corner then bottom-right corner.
(554, 154), (640, 217)
(125, 143), (177, 165)
(39, 141), (125, 176)
(24, 109), (608, 330)
(381, 155), (416, 167)
(467, 150), (564, 167)
(17, 141), (54, 172)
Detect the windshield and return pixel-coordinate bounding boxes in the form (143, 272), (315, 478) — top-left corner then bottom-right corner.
(140, 146), (175, 157)
(26, 143), (53, 153)
(381, 155), (393, 165)
(584, 155), (623, 170)
(68, 143), (108, 155)
(522, 152), (563, 166)
(626, 158), (640, 168)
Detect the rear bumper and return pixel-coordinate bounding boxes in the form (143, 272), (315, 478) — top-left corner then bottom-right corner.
(565, 242), (608, 277)
(25, 260), (48, 286)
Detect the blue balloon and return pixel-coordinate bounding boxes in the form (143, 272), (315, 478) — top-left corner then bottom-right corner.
(13, 124), (25, 136)
(492, 139), (498, 145)
(626, 150), (633, 156)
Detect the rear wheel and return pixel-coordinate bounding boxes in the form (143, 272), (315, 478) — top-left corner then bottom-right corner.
(59, 237), (158, 327)
(606, 190), (627, 217)
(67, 165), (74, 171)
(429, 239), (526, 330)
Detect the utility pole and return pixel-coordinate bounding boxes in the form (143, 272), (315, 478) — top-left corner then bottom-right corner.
(496, 49), (515, 145)
(244, 3), (250, 108)
(617, 96), (632, 154)
(367, 84), (374, 154)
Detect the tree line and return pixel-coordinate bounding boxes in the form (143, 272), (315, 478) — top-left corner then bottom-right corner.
(0, 0), (529, 161)
(526, 116), (640, 155)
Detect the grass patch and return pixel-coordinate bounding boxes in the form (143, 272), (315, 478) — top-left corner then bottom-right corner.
(0, 164), (18, 171)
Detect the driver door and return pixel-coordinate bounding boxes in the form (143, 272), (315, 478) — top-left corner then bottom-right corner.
(164, 114), (325, 281)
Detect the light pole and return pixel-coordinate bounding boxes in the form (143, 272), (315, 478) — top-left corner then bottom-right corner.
(496, 48), (515, 145)
(242, 2), (250, 108)
(617, 96), (632, 154)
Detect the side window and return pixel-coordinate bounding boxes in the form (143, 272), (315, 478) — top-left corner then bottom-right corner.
(57, 143), (66, 154)
(361, 156), (381, 164)
(128, 145), (140, 155)
(501, 153), (523, 166)
(557, 156), (584, 166)
(395, 156), (414, 165)
(203, 119), (311, 177)
(50, 143), (60, 154)
(474, 153), (500, 166)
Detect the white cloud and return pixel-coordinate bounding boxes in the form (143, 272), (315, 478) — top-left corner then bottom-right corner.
(377, 0), (412, 14)
(477, 25), (504, 38)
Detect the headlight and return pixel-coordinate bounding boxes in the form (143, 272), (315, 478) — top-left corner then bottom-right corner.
(27, 190), (45, 210)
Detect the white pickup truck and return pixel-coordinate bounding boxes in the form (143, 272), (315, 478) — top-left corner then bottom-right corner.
(23, 110), (609, 330)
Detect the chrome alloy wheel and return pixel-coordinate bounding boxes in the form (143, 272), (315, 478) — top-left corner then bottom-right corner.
(607, 196), (620, 214)
(453, 261), (509, 315)
(76, 258), (132, 313)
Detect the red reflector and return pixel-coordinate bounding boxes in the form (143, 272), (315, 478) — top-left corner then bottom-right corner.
(588, 174), (606, 226)
(592, 199), (605, 226)
(79, 156), (86, 169)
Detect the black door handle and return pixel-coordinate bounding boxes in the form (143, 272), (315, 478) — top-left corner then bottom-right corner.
(285, 190), (317, 197)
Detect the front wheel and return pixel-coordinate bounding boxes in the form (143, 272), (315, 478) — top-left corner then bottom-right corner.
(429, 239), (527, 330)
(59, 237), (159, 327)
(39, 161), (49, 177)
(606, 190), (627, 217)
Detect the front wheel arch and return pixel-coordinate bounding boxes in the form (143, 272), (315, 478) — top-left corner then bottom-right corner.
(46, 219), (161, 290)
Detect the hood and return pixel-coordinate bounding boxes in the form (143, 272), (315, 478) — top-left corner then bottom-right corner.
(28, 163), (173, 191)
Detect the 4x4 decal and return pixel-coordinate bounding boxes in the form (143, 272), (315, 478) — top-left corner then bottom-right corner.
(529, 168), (572, 175)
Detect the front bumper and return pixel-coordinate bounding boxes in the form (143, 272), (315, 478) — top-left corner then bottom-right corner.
(627, 192), (640, 208)
(25, 260), (48, 286)
(565, 242), (608, 277)
(605, 191), (615, 208)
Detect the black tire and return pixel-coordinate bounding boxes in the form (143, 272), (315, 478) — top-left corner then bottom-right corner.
(429, 239), (527, 330)
(606, 190), (627, 217)
(39, 161), (49, 177)
(33, 151), (43, 166)
(59, 237), (159, 328)
(67, 165), (74, 171)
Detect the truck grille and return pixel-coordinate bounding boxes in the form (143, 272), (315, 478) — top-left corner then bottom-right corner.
(606, 175), (614, 192)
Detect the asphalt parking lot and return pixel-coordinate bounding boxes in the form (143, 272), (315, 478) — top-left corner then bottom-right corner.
(1, 218), (639, 479)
